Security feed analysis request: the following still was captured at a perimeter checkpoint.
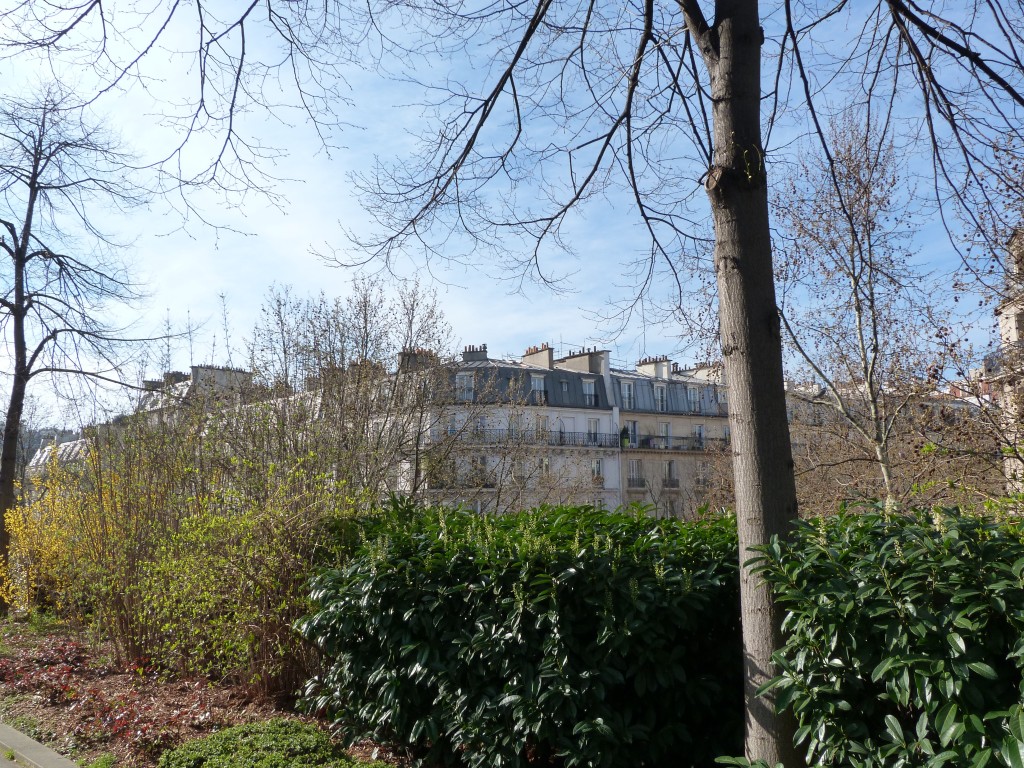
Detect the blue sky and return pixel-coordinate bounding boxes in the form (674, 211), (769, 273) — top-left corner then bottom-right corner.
(0, 1), (1002, 421)
(2, 37), (706, 379)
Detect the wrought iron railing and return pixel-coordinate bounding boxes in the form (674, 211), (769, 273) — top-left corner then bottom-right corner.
(432, 428), (621, 448)
(624, 435), (730, 452)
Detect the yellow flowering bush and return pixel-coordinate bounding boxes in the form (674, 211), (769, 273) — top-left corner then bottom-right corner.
(2, 457), (82, 613)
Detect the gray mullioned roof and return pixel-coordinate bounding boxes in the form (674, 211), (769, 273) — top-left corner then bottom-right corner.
(454, 360), (612, 410)
(610, 369), (726, 416)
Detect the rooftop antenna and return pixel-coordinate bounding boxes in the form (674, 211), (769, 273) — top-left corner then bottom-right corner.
(187, 309), (194, 367)
(219, 293), (234, 368)
(161, 309), (172, 375)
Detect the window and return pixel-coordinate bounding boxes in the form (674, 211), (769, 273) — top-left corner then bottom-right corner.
(587, 417), (600, 444)
(582, 378), (596, 406)
(717, 386), (728, 404)
(591, 458), (603, 478)
(627, 420), (638, 447)
(531, 374), (547, 403)
(658, 421), (670, 447)
(628, 459), (644, 487)
(693, 424), (705, 446)
(663, 459), (676, 479)
(723, 426), (731, 442)
(536, 414), (550, 436)
(560, 380), (569, 393)
(508, 415), (520, 439)
(471, 456), (494, 488)
(655, 385), (667, 412)
(622, 381), (635, 409)
(539, 456), (551, 476)
(593, 497), (604, 510)
(697, 460), (710, 485)
(686, 385), (699, 412)
(456, 372), (474, 402)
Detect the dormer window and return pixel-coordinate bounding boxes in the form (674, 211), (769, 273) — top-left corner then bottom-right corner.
(456, 372), (474, 402)
(531, 373), (547, 404)
(582, 378), (596, 406)
(622, 381), (635, 409)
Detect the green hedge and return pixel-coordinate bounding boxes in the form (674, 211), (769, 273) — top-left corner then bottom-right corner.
(298, 501), (743, 767)
(756, 508), (1024, 767)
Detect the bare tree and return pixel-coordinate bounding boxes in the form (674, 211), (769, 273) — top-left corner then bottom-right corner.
(243, 279), (462, 505)
(5, 1), (1024, 763)
(0, 85), (145, 582)
(775, 113), (951, 507)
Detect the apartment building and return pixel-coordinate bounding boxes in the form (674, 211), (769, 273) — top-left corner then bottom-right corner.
(990, 230), (1024, 491)
(613, 357), (730, 517)
(31, 346), (732, 518)
(416, 343), (731, 518)
(415, 343), (622, 513)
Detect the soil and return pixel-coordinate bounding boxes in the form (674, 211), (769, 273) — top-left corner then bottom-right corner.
(0, 618), (403, 767)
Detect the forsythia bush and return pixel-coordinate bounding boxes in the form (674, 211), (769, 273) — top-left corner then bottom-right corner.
(2, 459), (82, 612)
(8, 410), (359, 697)
(141, 460), (352, 692)
(299, 500), (744, 768)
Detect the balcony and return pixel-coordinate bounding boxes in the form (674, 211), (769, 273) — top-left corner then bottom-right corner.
(463, 473), (497, 489)
(591, 475), (605, 488)
(627, 476), (646, 489)
(434, 428), (620, 448)
(662, 477), (680, 489)
(625, 435), (731, 452)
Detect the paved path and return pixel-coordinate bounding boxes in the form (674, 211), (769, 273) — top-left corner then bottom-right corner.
(0, 724), (77, 768)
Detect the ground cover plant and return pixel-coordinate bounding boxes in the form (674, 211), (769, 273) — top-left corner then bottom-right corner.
(300, 500), (743, 768)
(157, 719), (391, 768)
(757, 507), (1024, 767)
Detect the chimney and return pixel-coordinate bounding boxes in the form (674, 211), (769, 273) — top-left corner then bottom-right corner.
(636, 355), (671, 379)
(555, 346), (609, 375)
(462, 343), (489, 363)
(522, 342), (553, 369)
(399, 347), (438, 371)
(163, 371), (189, 386)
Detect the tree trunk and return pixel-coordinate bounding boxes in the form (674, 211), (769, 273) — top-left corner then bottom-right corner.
(0, 370), (27, 548)
(704, 1), (800, 764)
(0, 311), (27, 613)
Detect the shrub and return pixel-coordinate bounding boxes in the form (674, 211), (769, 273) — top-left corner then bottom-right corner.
(299, 500), (743, 768)
(156, 718), (385, 768)
(3, 460), (81, 612)
(11, 409), (360, 696)
(756, 507), (1024, 767)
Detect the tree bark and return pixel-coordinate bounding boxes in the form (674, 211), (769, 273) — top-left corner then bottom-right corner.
(0, 269), (29, 614)
(701, 0), (800, 764)
(0, 135), (40, 612)
(0, 366), (28, 569)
